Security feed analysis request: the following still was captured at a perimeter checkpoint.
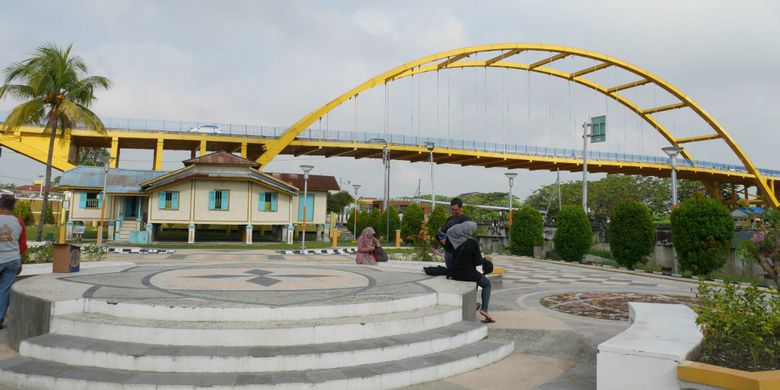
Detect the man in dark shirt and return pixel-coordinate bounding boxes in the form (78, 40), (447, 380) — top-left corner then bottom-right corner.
(437, 198), (469, 270)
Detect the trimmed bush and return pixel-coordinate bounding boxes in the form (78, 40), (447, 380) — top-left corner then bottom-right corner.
(401, 203), (424, 244)
(671, 194), (734, 275)
(553, 205), (592, 261)
(510, 206), (543, 256)
(379, 206), (401, 241)
(13, 201), (34, 225)
(367, 209), (383, 237)
(609, 200), (655, 269)
(426, 206), (449, 245)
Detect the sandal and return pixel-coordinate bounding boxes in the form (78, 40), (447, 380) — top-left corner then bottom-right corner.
(476, 303), (481, 311)
(481, 318), (496, 324)
(478, 310), (495, 323)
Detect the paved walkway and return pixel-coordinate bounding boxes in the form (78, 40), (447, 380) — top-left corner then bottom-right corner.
(0, 250), (700, 390)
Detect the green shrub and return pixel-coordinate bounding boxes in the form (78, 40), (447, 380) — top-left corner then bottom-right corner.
(347, 210), (370, 237)
(695, 281), (780, 371)
(378, 206), (401, 241)
(426, 206), (449, 245)
(413, 220), (434, 262)
(366, 209), (383, 237)
(83, 244), (107, 262)
(671, 194), (734, 275)
(13, 201), (34, 225)
(401, 203), (424, 244)
(43, 204), (56, 224)
(510, 206), (543, 256)
(22, 243), (53, 264)
(609, 200), (655, 269)
(553, 205), (592, 261)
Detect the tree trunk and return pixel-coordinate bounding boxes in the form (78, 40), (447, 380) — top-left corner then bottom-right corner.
(35, 113), (58, 241)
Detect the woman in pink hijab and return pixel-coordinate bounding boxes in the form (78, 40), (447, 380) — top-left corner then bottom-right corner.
(355, 227), (381, 265)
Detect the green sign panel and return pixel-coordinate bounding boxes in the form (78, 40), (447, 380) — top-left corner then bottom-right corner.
(591, 115), (606, 143)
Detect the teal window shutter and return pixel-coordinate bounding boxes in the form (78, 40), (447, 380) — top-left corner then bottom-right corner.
(79, 192), (87, 208)
(171, 192), (179, 209)
(159, 192), (166, 209)
(270, 193), (277, 212)
(209, 191), (216, 210)
(221, 190), (229, 210)
(298, 193), (314, 221)
(259, 192), (265, 211)
(306, 194), (314, 221)
(97, 193), (103, 209)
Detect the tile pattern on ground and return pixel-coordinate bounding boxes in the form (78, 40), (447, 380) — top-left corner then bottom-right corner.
(500, 261), (660, 288)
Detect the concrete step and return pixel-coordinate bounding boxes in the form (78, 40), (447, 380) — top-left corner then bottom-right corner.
(81, 292), (438, 322)
(21, 321), (487, 373)
(50, 304), (463, 346)
(0, 339), (514, 390)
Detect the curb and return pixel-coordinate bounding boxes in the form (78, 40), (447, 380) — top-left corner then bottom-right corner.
(277, 248), (358, 255)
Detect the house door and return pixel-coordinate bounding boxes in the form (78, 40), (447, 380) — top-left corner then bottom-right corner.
(124, 197), (139, 218)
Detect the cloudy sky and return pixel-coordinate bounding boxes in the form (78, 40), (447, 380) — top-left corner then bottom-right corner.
(1, 1), (778, 201)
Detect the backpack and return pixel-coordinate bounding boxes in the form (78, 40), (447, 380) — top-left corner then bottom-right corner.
(423, 265), (449, 276)
(374, 246), (388, 262)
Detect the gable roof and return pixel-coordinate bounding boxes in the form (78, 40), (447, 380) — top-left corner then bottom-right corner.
(58, 166), (167, 194)
(268, 173), (340, 192)
(182, 151), (260, 167)
(141, 166), (298, 195)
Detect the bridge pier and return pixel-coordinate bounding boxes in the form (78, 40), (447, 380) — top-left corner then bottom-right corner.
(153, 139), (164, 171)
(110, 137), (120, 168)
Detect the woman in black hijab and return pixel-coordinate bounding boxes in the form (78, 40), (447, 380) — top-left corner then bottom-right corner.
(447, 221), (495, 323)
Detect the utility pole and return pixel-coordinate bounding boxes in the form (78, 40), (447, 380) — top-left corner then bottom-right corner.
(582, 121), (592, 212)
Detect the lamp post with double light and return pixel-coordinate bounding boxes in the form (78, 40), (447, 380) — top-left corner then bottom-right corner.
(505, 172), (518, 231)
(300, 164), (314, 252)
(97, 156), (115, 246)
(352, 184), (361, 237)
(662, 146), (685, 207)
(425, 142), (435, 211)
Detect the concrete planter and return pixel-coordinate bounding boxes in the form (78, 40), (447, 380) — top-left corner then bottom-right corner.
(678, 361), (780, 390)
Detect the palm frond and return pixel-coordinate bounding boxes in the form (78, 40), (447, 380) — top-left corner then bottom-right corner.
(73, 103), (106, 134)
(0, 84), (35, 101)
(3, 99), (45, 132)
(67, 76), (111, 105)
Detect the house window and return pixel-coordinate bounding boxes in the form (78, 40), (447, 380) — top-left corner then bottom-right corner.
(209, 190), (230, 210)
(80, 192), (102, 209)
(158, 191), (179, 210)
(260, 192), (278, 212)
(297, 193), (314, 221)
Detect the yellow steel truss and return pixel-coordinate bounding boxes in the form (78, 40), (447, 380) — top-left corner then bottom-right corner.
(260, 44), (777, 207)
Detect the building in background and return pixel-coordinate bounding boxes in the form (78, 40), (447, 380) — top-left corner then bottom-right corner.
(58, 151), (339, 244)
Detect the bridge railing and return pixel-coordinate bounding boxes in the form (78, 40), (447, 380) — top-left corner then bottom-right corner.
(296, 128), (780, 178)
(2, 112), (778, 178)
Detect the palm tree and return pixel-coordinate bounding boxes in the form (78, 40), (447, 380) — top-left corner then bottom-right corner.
(0, 43), (111, 240)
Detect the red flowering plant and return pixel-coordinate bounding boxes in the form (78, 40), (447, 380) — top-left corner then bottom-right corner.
(740, 208), (780, 289)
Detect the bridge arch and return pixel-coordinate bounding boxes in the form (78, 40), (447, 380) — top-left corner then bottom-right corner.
(259, 44), (777, 207)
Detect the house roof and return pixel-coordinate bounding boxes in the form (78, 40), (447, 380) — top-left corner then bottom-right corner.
(58, 166), (167, 194)
(268, 173), (340, 192)
(142, 167), (298, 195)
(182, 151), (260, 167)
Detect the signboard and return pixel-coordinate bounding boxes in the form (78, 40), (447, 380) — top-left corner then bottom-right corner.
(591, 115), (606, 143)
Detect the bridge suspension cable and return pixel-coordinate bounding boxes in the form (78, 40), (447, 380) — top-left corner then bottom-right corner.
(248, 44), (775, 207)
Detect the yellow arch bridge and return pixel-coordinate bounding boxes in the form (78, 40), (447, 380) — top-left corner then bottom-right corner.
(1, 44), (778, 207)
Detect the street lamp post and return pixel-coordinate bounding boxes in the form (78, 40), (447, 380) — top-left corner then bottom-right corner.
(581, 122), (593, 212)
(37, 174), (43, 198)
(97, 156), (115, 246)
(662, 146), (685, 207)
(425, 142), (435, 211)
(383, 145), (390, 239)
(505, 172), (518, 231)
(352, 184), (361, 237)
(300, 164), (314, 252)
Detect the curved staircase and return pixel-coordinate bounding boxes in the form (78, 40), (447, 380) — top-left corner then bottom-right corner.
(0, 265), (513, 389)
